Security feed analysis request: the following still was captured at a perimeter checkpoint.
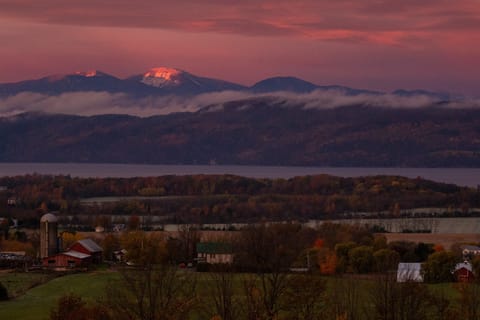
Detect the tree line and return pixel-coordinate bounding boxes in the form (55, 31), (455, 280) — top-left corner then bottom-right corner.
(1, 174), (479, 226)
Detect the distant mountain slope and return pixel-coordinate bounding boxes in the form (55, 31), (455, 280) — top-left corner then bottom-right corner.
(127, 67), (247, 95)
(0, 67), (246, 97)
(0, 71), (158, 96)
(250, 76), (380, 95)
(251, 77), (319, 93)
(392, 89), (451, 101)
(0, 67), (451, 99)
(1, 101), (480, 167)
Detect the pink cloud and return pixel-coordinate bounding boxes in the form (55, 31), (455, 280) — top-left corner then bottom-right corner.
(0, 1), (479, 95)
(0, 0), (479, 42)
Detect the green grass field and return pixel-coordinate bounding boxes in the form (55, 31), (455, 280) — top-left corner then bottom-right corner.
(0, 272), (56, 299)
(0, 270), (463, 320)
(0, 271), (118, 320)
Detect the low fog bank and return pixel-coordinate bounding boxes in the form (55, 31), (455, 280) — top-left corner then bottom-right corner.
(0, 89), (478, 117)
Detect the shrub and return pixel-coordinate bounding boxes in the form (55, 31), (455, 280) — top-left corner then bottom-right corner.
(0, 282), (8, 300)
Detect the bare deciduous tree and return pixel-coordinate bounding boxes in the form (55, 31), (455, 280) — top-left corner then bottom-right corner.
(369, 272), (431, 320)
(456, 282), (480, 320)
(107, 232), (197, 320)
(202, 264), (238, 320)
(106, 264), (197, 320)
(235, 223), (312, 320)
(327, 276), (361, 320)
(283, 274), (327, 320)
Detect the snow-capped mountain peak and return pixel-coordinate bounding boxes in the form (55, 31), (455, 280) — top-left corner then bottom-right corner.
(75, 70), (99, 77)
(141, 67), (184, 87)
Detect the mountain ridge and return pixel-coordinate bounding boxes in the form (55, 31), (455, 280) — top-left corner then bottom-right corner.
(1, 102), (479, 167)
(0, 67), (453, 100)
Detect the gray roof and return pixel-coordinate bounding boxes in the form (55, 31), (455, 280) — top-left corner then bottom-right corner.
(40, 213), (58, 223)
(462, 245), (480, 251)
(455, 262), (473, 272)
(62, 250), (91, 259)
(77, 239), (103, 253)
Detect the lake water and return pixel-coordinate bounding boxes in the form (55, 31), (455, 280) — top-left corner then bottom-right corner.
(0, 163), (479, 187)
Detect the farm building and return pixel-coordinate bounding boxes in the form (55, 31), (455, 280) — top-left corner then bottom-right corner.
(40, 213), (59, 259)
(43, 251), (91, 268)
(68, 239), (103, 264)
(453, 261), (475, 282)
(42, 238), (102, 269)
(397, 262), (423, 282)
(196, 242), (233, 264)
(462, 245), (480, 259)
(39, 213), (103, 269)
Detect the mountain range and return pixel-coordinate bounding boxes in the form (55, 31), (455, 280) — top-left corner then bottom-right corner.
(0, 67), (450, 100)
(0, 67), (476, 167)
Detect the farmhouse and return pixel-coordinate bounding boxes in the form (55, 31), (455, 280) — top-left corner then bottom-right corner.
(196, 242), (233, 264)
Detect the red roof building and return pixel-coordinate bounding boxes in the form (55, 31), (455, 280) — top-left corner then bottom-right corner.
(42, 251), (91, 268)
(68, 239), (103, 264)
(454, 262), (475, 283)
(42, 238), (103, 269)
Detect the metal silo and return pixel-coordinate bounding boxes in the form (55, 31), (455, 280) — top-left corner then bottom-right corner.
(40, 213), (59, 258)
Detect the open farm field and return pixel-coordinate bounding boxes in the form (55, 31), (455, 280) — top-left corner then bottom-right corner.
(0, 272), (56, 299)
(0, 271), (118, 320)
(382, 233), (480, 249)
(0, 269), (461, 320)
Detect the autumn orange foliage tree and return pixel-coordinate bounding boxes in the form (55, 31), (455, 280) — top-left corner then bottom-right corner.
(317, 248), (338, 275)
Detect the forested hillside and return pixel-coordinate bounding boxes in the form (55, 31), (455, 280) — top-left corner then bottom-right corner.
(1, 102), (480, 166)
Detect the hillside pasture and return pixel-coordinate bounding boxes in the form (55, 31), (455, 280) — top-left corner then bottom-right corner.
(0, 271), (118, 320)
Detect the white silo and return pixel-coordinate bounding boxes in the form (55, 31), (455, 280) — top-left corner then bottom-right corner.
(40, 213), (59, 258)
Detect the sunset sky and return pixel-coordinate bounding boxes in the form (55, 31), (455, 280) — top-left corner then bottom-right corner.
(1, 0), (479, 95)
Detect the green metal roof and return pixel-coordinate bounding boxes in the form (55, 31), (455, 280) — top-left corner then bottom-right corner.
(196, 242), (232, 254)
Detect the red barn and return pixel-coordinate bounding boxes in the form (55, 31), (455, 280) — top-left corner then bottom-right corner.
(43, 251), (91, 268)
(454, 262), (475, 283)
(68, 239), (103, 264)
(42, 238), (103, 269)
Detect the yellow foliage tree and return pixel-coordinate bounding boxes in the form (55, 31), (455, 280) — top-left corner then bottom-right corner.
(0, 240), (34, 256)
(61, 232), (83, 251)
(120, 231), (167, 265)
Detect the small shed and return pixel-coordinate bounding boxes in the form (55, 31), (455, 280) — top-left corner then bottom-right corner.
(69, 239), (103, 263)
(197, 242), (233, 264)
(454, 261), (475, 282)
(397, 262), (423, 282)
